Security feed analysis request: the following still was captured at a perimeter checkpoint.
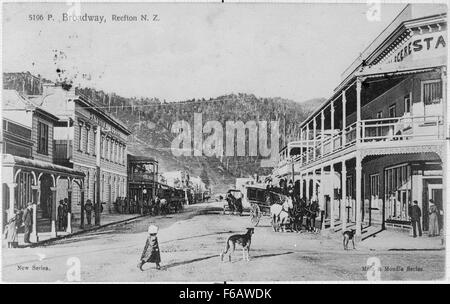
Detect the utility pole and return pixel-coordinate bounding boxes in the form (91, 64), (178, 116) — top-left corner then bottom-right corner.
(95, 126), (102, 226)
(284, 105), (287, 146)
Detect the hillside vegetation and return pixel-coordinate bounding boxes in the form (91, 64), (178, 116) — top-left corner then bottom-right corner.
(3, 72), (324, 193)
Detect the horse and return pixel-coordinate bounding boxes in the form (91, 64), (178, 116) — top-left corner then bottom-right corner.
(270, 196), (293, 232)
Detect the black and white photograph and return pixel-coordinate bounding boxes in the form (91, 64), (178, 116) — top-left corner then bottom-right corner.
(0, 0), (448, 284)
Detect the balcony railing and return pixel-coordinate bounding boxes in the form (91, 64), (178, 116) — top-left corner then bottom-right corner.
(277, 115), (444, 171)
(129, 172), (156, 182)
(361, 115), (443, 143)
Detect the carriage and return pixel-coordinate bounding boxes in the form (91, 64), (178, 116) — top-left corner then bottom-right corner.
(157, 185), (184, 214)
(246, 185), (287, 226)
(222, 189), (244, 215)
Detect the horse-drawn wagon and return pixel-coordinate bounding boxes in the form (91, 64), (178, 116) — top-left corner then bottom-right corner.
(157, 185), (184, 214)
(223, 189), (244, 215)
(222, 184), (293, 229)
(246, 186), (289, 227)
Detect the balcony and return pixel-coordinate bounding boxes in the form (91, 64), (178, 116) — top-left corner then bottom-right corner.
(276, 115), (444, 174)
(129, 171), (156, 183)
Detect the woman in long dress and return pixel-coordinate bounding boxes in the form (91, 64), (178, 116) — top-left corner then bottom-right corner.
(428, 200), (439, 237)
(4, 210), (20, 248)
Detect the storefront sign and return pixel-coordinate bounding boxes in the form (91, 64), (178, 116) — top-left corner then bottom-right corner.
(89, 113), (121, 135)
(385, 31), (446, 64)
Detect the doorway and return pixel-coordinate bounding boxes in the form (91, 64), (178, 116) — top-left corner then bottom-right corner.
(429, 184), (443, 231)
(423, 183), (443, 231)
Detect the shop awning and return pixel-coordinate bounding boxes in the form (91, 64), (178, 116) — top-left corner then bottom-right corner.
(355, 56), (446, 78)
(2, 154), (85, 178)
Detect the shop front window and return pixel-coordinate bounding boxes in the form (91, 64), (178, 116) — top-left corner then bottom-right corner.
(384, 164), (411, 222)
(422, 80), (442, 105)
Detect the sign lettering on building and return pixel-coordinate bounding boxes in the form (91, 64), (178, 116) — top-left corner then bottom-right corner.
(89, 113), (121, 136)
(385, 31), (446, 64)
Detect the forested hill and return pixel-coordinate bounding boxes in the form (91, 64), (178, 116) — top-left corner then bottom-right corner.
(3, 72), (324, 193)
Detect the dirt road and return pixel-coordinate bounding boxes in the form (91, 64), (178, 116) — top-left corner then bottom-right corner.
(2, 202), (445, 282)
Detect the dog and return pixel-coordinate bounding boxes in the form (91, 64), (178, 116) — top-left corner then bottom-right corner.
(343, 229), (356, 250)
(220, 228), (254, 262)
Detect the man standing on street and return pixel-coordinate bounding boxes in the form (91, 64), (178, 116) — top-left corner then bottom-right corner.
(22, 202), (33, 244)
(58, 200), (65, 231)
(409, 200), (422, 238)
(84, 199), (94, 226)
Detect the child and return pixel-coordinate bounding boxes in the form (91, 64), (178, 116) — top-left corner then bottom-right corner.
(138, 225), (161, 270)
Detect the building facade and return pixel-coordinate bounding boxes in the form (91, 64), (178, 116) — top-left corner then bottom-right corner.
(127, 154), (158, 203)
(2, 89), (85, 240)
(274, 4), (448, 239)
(36, 83), (132, 225)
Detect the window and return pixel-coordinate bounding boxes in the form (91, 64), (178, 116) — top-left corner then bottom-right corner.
(121, 145), (124, 165)
(384, 164), (411, 221)
(85, 126), (90, 153)
(119, 145), (122, 165)
(100, 136), (104, 158)
(370, 174), (380, 209)
(93, 129), (97, 156)
(389, 104), (396, 118)
(78, 123), (83, 151)
(105, 138), (109, 160)
(404, 93), (412, 114)
(112, 141), (116, 162)
(422, 80), (442, 105)
(114, 142), (118, 163)
(37, 121), (49, 154)
(117, 144), (120, 163)
(109, 140), (113, 161)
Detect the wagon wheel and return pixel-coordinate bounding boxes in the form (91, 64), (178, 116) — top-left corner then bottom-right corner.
(250, 203), (261, 226)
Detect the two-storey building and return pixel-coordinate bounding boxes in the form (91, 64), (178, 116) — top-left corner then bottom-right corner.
(1, 89), (85, 240)
(33, 83), (132, 226)
(127, 154), (159, 203)
(274, 4), (447, 239)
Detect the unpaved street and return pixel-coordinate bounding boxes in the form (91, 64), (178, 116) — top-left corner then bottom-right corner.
(2, 203), (445, 282)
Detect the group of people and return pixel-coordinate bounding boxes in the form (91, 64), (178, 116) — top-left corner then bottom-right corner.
(275, 180), (445, 238)
(113, 196), (182, 217)
(4, 202), (33, 248)
(409, 199), (444, 238)
(226, 192), (243, 215)
(57, 199), (70, 231)
(289, 196), (323, 233)
(267, 180), (324, 233)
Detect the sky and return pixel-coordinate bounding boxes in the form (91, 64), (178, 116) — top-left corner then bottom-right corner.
(2, 2), (407, 103)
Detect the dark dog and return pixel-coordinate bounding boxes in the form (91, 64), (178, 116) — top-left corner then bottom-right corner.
(343, 229), (356, 250)
(220, 228), (254, 262)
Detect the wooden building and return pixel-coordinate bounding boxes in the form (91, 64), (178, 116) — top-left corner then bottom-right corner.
(1, 89), (85, 240)
(33, 83), (132, 226)
(274, 4), (447, 239)
(127, 154), (158, 203)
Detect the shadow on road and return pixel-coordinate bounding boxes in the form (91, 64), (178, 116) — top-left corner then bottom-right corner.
(160, 255), (219, 270)
(160, 231), (240, 244)
(250, 251), (294, 260)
